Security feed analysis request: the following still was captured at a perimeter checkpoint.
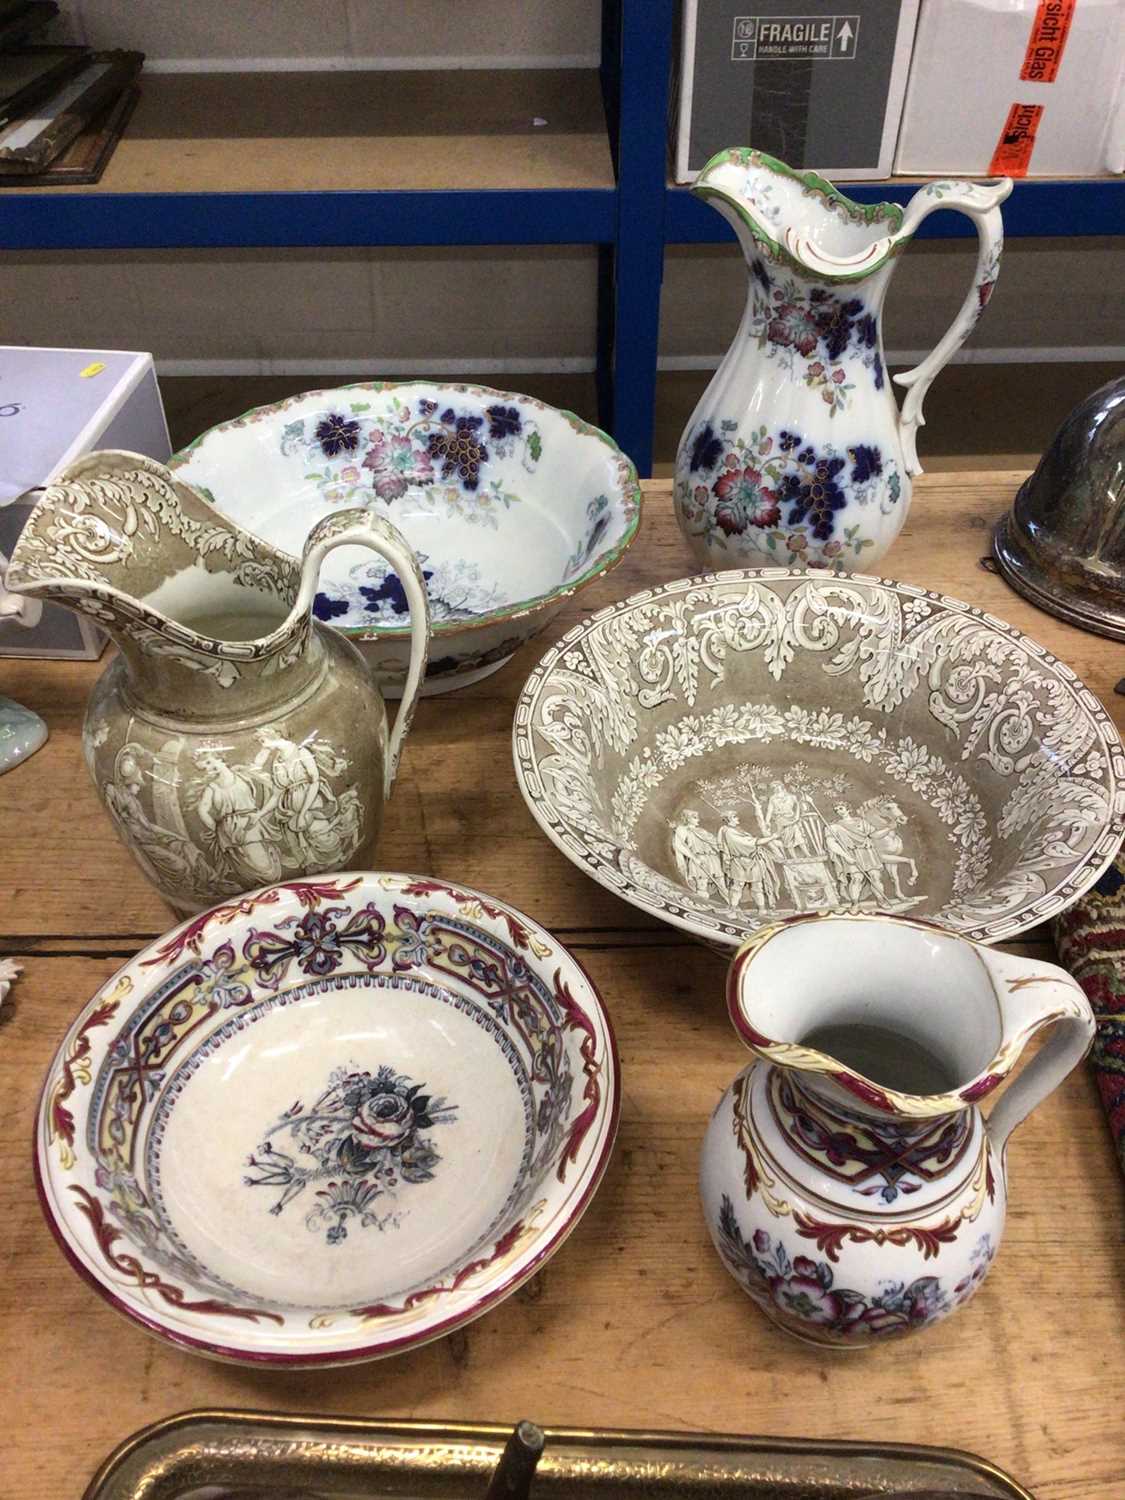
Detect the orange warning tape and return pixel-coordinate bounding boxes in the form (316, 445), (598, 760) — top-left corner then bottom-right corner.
(989, 102), (1045, 177)
(1020, 0), (1077, 84)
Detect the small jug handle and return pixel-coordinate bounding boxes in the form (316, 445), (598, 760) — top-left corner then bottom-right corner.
(893, 178), (1013, 475)
(298, 508), (431, 800)
(982, 951), (1095, 1157)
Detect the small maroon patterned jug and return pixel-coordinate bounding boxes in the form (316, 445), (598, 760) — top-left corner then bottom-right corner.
(701, 912), (1093, 1347)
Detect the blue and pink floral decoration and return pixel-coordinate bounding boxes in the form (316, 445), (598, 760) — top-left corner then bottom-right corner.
(313, 554), (506, 627)
(681, 419), (901, 565)
(286, 396), (555, 626)
(716, 1195), (995, 1343)
(285, 396), (543, 517)
(747, 257), (885, 411)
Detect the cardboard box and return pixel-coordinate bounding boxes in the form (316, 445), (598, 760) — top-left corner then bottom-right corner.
(0, 346), (170, 659)
(673, 1), (920, 182)
(895, 0), (1125, 176)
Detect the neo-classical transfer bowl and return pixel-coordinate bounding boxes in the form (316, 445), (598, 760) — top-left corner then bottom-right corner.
(36, 873), (619, 1366)
(170, 382), (642, 695)
(513, 569), (1125, 949)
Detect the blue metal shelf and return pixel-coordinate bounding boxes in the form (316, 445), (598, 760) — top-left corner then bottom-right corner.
(666, 178), (1125, 245)
(0, 188), (617, 252)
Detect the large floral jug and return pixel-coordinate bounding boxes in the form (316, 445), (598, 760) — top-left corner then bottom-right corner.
(675, 150), (1011, 572)
(6, 451), (430, 914)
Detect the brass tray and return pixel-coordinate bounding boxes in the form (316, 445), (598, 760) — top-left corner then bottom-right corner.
(84, 1410), (1035, 1499)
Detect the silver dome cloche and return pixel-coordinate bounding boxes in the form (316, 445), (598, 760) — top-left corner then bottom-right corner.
(993, 375), (1125, 640)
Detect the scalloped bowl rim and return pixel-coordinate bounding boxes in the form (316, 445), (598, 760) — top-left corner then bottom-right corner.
(167, 380), (644, 641)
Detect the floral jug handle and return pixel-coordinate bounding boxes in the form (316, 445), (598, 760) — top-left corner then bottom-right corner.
(980, 949), (1095, 1158)
(893, 178), (1013, 475)
(297, 508), (431, 799)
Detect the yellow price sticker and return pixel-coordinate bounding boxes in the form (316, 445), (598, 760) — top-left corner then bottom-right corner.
(79, 362), (106, 378)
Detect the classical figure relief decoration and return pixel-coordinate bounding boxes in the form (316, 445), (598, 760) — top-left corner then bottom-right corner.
(103, 742), (214, 901)
(9, 450), (430, 915)
(200, 731), (360, 877)
(672, 762), (921, 914)
(100, 733), (364, 909)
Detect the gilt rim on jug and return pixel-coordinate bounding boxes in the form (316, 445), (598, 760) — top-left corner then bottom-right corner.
(723, 911), (1091, 1118)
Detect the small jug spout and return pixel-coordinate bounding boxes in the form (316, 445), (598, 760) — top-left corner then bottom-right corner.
(692, 147), (907, 279)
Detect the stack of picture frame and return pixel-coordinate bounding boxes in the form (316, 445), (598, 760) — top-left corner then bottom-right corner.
(0, 5), (141, 185)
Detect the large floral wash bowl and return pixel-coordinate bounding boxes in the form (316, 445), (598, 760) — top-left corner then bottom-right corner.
(169, 382), (642, 695)
(36, 873), (619, 1366)
(513, 570), (1125, 949)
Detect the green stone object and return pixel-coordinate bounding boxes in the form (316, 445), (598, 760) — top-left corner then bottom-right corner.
(0, 695), (47, 773)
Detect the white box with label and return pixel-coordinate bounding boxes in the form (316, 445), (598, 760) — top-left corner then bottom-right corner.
(0, 346), (171, 660)
(895, 0), (1125, 176)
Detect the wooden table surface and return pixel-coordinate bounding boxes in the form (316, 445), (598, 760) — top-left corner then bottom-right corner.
(2, 475), (1123, 1499)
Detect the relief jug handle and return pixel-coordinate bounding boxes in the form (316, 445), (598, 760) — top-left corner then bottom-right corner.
(298, 508), (431, 799)
(893, 178), (1013, 476)
(981, 951), (1095, 1158)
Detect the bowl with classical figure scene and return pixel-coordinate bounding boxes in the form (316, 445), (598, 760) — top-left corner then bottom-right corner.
(169, 383), (642, 696)
(35, 872), (619, 1366)
(513, 569), (1125, 949)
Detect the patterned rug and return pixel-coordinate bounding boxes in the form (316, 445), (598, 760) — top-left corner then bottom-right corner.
(1053, 854), (1125, 1176)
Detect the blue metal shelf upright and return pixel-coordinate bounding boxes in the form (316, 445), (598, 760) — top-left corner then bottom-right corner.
(1, 0), (1122, 475)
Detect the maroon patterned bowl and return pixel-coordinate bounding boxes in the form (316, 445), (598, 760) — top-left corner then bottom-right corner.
(36, 872), (619, 1365)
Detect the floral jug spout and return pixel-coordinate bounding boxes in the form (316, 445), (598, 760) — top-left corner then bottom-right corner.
(701, 914), (1093, 1348)
(675, 149), (1011, 572)
(6, 450), (431, 914)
